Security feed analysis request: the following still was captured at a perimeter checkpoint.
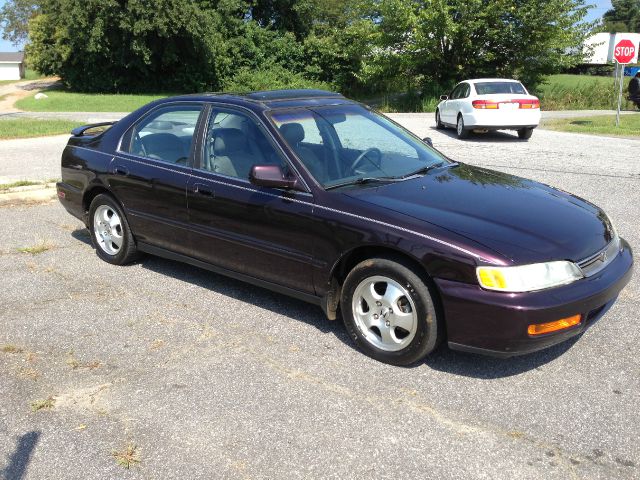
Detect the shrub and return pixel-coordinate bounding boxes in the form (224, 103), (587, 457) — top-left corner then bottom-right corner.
(223, 65), (335, 93)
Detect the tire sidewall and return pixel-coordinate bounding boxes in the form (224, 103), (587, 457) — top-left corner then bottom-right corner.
(341, 258), (439, 366)
(456, 114), (468, 138)
(88, 194), (134, 265)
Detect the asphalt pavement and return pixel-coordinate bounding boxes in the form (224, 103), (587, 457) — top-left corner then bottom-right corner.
(0, 116), (639, 479)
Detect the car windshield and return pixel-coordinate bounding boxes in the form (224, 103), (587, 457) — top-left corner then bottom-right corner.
(270, 104), (448, 189)
(474, 82), (527, 95)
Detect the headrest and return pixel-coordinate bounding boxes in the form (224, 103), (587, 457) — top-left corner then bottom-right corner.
(213, 128), (246, 155)
(279, 123), (305, 145)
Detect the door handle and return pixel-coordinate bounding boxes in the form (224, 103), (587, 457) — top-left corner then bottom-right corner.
(113, 166), (129, 176)
(193, 183), (214, 197)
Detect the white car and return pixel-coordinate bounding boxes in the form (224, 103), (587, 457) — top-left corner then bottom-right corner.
(435, 78), (541, 140)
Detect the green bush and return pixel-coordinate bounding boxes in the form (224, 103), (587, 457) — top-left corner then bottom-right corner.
(223, 65), (335, 93)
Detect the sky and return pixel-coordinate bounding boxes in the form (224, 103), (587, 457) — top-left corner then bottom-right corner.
(0, 0), (615, 53)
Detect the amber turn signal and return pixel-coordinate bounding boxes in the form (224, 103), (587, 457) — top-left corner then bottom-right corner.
(527, 315), (582, 336)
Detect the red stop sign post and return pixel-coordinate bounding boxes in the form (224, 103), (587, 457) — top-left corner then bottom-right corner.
(614, 39), (637, 126)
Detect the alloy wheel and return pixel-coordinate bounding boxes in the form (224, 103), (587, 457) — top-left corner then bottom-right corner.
(93, 205), (123, 255)
(351, 275), (418, 352)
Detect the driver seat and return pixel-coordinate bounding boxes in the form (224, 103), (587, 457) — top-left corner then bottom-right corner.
(279, 123), (328, 183)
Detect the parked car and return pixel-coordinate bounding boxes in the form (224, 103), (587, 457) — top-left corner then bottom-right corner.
(436, 78), (541, 139)
(57, 89), (632, 366)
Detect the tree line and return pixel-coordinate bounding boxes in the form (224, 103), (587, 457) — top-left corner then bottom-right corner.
(1, 0), (594, 94)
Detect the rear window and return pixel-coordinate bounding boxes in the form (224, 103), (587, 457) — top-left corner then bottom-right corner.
(474, 82), (527, 95)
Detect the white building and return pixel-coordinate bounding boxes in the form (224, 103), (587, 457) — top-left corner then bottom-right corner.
(0, 52), (25, 81)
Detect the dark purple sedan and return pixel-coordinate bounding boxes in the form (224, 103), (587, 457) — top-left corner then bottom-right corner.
(56, 89), (633, 365)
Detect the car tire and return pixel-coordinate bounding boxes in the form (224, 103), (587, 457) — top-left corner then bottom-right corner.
(435, 109), (444, 129)
(456, 114), (470, 139)
(341, 256), (442, 366)
(517, 127), (534, 140)
(89, 193), (139, 265)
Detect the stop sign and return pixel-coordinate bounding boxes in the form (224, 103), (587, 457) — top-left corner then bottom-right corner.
(614, 39), (637, 64)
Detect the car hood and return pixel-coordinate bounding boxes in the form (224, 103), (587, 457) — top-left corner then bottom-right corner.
(344, 163), (614, 264)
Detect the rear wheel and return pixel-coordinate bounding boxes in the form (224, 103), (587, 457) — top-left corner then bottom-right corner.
(435, 109), (444, 129)
(89, 194), (138, 265)
(517, 127), (534, 140)
(456, 114), (470, 139)
(341, 257), (441, 366)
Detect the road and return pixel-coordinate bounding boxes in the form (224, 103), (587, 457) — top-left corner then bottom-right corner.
(1, 117), (639, 479)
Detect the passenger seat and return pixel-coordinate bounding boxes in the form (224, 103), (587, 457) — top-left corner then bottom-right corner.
(209, 128), (264, 179)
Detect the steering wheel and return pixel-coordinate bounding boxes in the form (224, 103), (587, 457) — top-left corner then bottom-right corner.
(349, 148), (382, 173)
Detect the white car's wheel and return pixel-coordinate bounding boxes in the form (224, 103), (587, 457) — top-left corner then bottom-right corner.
(435, 110), (444, 129)
(456, 114), (469, 139)
(518, 128), (534, 140)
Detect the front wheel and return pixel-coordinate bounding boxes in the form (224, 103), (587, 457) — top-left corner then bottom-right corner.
(435, 110), (444, 129)
(341, 257), (441, 366)
(89, 193), (139, 265)
(456, 115), (470, 139)
(517, 127), (534, 140)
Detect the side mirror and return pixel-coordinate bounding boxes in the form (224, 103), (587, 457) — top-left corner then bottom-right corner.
(250, 165), (300, 190)
(440, 95), (448, 101)
(422, 137), (433, 147)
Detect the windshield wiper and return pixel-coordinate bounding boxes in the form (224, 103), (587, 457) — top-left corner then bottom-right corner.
(325, 177), (398, 191)
(401, 162), (446, 178)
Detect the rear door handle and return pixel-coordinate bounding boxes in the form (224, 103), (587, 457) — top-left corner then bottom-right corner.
(193, 183), (214, 197)
(113, 166), (129, 176)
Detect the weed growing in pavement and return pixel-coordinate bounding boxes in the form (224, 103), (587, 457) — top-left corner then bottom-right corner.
(1, 344), (24, 353)
(17, 240), (53, 255)
(112, 444), (141, 469)
(31, 396), (55, 412)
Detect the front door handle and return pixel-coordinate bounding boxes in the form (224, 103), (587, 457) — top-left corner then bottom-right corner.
(113, 166), (129, 176)
(193, 183), (214, 197)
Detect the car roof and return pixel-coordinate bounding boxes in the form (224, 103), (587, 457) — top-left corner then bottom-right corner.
(156, 89), (354, 111)
(466, 78), (522, 84)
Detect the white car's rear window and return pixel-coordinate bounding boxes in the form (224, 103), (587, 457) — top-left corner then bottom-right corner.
(475, 82), (526, 95)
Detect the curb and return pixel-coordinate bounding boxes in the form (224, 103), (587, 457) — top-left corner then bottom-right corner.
(0, 183), (57, 206)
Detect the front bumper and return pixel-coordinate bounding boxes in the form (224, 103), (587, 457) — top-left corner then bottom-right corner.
(436, 238), (633, 357)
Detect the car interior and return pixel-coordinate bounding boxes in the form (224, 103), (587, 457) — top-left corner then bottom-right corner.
(204, 111), (284, 179)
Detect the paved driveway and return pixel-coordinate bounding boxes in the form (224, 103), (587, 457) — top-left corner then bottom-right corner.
(1, 117), (639, 479)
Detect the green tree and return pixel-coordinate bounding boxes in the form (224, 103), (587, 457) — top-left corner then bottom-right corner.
(0, 0), (39, 45)
(601, 0), (640, 32)
(27, 0), (226, 92)
(359, 0), (594, 92)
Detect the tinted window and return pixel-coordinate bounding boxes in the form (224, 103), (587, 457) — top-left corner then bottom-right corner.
(201, 109), (286, 180)
(271, 105), (447, 188)
(474, 82), (527, 95)
(127, 105), (202, 165)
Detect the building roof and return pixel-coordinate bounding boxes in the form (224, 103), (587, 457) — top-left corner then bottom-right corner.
(0, 52), (25, 63)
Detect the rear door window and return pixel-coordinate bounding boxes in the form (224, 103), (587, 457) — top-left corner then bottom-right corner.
(125, 105), (203, 165)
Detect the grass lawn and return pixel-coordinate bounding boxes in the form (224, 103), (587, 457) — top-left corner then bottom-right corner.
(0, 118), (83, 140)
(535, 74), (632, 111)
(15, 90), (170, 112)
(541, 113), (640, 137)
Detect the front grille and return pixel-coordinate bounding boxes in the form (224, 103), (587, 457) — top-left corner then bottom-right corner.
(577, 236), (620, 278)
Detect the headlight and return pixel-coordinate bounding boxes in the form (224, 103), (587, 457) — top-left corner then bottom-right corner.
(476, 261), (583, 292)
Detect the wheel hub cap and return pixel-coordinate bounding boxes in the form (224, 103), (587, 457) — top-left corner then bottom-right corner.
(93, 205), (123, 256)
(352, 275), (418, 352)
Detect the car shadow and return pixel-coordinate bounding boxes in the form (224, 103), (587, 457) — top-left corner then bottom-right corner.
(73, 227), (578, 378)
(433, 126), (525, 143)
(137, 253), (345, 339)
(422, 336), (580, 378)
(1, 431), (40, 480)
